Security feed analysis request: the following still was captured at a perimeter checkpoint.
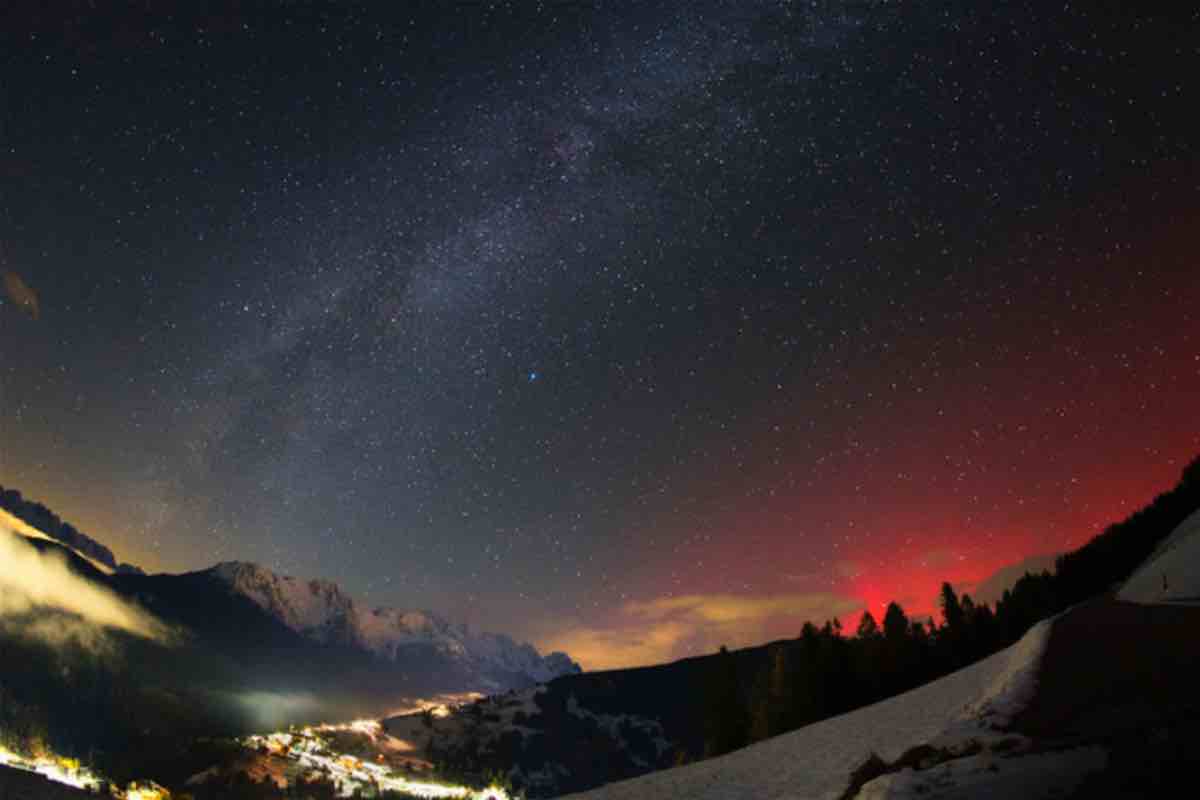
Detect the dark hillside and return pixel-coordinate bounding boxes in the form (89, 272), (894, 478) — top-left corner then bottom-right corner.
(1008, 599), (1200, 799)
(0, 765), (97, 799)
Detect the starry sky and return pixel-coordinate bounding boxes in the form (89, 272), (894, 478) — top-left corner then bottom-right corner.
(2, 3), (1199, 669)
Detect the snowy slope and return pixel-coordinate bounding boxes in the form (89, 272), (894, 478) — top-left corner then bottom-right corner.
(559, 621), (1055, 800)
(1118, 508), (1200, 603)
(210, 561), (580, 687)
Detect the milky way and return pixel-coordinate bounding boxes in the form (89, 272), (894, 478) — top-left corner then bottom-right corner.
(1, 3), (1198, 668)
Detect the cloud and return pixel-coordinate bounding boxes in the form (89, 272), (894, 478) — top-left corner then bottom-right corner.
(540, 621), (696, 673)
(914, 549), (958, 570)
(0, 529), (174, 649)
(228, 690), (323, 730)
(834, 560), (865, 578)
(2, 269), (39, 319)
(540, 592), (862, 671)
(0, 614), (118, 655)
(624, 593), (858, 625)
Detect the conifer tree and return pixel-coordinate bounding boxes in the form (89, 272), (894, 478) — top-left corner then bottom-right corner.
(703, 646), (747, 757)
(939, 582), (964, 630)
(882, 602), (909, 642)
(856, 610), (880, 640)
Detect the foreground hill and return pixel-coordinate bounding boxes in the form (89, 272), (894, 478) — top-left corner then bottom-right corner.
(555, 488), (1200, 800)
(0, 765), (96, 799)
(557, 596), (1200, 800)
(555, 615), (1100, 800)
(1008, 599), (1200, 799)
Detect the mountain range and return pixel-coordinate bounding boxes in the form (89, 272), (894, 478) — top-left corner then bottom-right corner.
(0, 520), (580, 775)
(0, 482), (578, 696)
(208, 560), (578, 687)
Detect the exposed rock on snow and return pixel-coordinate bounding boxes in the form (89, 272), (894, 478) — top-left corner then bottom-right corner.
(857, 746), (1106, 800)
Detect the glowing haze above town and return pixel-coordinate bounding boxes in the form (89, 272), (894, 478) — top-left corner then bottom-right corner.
(2, 5), (1198, 669)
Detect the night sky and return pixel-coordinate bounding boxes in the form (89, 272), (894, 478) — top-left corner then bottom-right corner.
(2, 3), (1198, 669)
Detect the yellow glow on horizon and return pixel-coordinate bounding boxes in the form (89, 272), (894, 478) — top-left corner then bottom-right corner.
(0, 507), (114, 575)
(539, 591), (864, 670)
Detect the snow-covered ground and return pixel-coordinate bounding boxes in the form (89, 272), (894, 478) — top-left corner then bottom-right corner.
(857, 619), (1104, 799)
(857, 746), (1105, 800)
(1118, 508), (1200, 603)
(559, 621), (1059, 800)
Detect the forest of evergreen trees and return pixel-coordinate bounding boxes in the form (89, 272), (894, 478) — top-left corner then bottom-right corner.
(701, 454), (1200, 757)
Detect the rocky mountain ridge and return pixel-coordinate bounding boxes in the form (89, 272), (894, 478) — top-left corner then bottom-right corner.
(209, 560), (580, 688)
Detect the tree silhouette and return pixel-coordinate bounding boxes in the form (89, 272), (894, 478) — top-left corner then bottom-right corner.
(939, 583), (964, 631)
(856, 611), (880, 640)
(750, 644), (794, 740)
(882, 602), (909, 642)
(703, 646), (747, 757)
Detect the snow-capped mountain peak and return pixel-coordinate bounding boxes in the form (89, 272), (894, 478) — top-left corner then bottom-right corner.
(207, 561), (580, 688)
(210, 560), (358, 645)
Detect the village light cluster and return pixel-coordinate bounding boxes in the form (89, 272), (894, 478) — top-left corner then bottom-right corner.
(0, 720), (507, 799)
(242, 724), (511, 800)
(0, 740), (170, 799)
